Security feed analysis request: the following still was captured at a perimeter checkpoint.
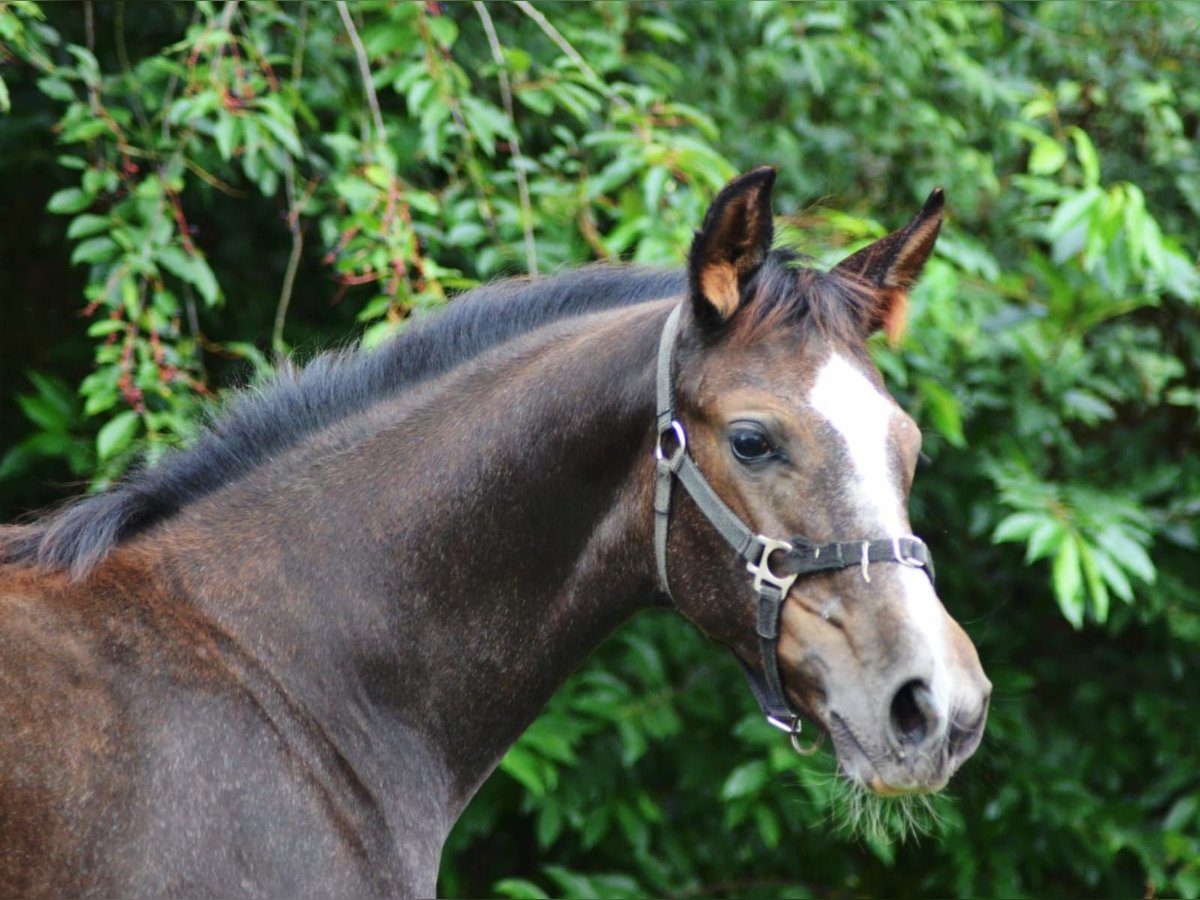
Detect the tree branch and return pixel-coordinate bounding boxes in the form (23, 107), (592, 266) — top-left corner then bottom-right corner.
(474, 0), (538, 275)
(273, 156), (303, 354)
(336, 1), (386, 148)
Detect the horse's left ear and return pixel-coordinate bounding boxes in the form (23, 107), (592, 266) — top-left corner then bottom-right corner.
(688, 167), (777, 324)
(834, 188), (944, 344)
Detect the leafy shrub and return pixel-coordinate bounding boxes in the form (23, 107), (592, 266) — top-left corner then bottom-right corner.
(1, 1), (1197, 896)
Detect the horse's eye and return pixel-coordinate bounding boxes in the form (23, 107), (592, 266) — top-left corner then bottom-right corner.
(729, 426), (774, 463)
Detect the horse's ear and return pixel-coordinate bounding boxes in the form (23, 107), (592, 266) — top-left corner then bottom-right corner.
(834, 188), (944, 344)
(688, 167), (777, 324)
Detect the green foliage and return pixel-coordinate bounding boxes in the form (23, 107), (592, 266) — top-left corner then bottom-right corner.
(1, 1), (1198, 897)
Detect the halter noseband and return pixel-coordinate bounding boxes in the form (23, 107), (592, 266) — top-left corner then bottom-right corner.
(652, 304), (936, 753)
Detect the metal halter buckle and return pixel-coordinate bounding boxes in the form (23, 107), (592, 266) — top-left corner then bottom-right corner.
(892, 536), (926, 568)
(746, 536), (799, 597)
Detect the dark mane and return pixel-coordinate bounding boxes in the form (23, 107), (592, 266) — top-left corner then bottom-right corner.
(1, 252), (879, 578)
(3, 265), (686, 576)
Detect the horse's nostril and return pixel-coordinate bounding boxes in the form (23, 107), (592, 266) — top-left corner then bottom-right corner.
(948, 703), (988, 761)
(889, 679), (939, 747)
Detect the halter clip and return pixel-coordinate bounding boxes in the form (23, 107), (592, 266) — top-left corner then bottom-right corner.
(747, 535), (799, 597)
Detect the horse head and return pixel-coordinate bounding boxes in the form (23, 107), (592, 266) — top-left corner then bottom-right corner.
(658, 168), (990, 794)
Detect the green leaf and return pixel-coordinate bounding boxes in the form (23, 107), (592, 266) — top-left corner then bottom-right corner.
(0, 446), (29, 481)
(1029, 138), (1067, 176)
(70, 236), (117, 265)
(493, 879), (550, 900)
(214, 113), (239, 162)
(1078, 541), (1109, 623)
(1164, 795), (1198, 832)
(361, 320), (401, 350)
(755, 805), (782, 849)
(26, 371), (76, 420)
(155, 245), (220, 306)
(37, 76), (77, 103)
(67, 213), (112, 239)
(1046, 186), (1102, 241)
(721, 760), (769, 800)
(516, 88), (554, 116)
(542, 865), (597, 900)
(499, 745), (546, 796)
(917, 377), (966, 447)
(535, 802), (562, 849)
(96, 409), (141, 461)
(86, 318), (127, 338)
(1095, 525), (1156, 585)
(427, 14), (458, 47)
(1026, 519), (1065, 563)
(255, 107), (304, 157)
(17, 393), (67, 432)
(993, 512), (1042, 544)
(1067, 126), (1101, 186)
(1091, 546), (1134, 603)
(445, 221), (486, 247)
(1061, 389), (1115, 425)
(66, 44), (101, 86)
(47, 187), (94, 214)
(1052, 534), (1085, 629)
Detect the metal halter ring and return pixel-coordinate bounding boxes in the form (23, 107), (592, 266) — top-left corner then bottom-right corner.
(654, 419), (687, 467)
(766, 714), (825, 756)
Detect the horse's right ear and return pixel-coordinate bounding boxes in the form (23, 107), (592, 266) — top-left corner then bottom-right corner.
(688, 167), (776, 325)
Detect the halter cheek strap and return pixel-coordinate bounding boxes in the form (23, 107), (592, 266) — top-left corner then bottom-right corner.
(653, 304), (936, 753)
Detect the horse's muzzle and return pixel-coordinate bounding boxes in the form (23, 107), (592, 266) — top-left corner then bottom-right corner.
(830, 685), (991, 795)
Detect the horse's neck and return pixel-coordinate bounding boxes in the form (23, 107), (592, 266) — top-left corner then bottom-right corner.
(158, 302), (669, 822)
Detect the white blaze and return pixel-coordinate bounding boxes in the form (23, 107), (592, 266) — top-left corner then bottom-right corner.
(809, 353), (950, 715)
(809, 353), (905, 535)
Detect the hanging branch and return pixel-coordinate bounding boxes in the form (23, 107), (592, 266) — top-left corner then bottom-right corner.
(336, 0), (386, 148)
(273, 5), (312, 354)
(474, 0), (538, 275)
(273, 156), (303, 354)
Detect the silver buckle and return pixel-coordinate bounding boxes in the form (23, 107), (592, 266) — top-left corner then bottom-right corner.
(747, 535), (799, 596)
(892, 535), (926, 568)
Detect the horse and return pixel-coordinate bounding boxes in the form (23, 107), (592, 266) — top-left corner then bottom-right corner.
(0, 167), (990, 897)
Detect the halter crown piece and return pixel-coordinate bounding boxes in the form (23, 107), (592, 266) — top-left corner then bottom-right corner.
(652, 305), (936, 755)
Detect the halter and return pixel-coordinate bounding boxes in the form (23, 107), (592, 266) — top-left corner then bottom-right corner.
(653, 305), (936, 754)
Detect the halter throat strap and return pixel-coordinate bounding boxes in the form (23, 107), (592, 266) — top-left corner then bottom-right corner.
(652, 303), (936, 746)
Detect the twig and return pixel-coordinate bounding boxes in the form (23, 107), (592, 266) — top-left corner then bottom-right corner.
(217, 0), (240, 47)
(271, 0), (311, 354)
(84, 0), (95, 55)
(291, 0), (309, 86)
(413, 7), (499, 243)
(183, 157), (248, 197)
(577, 206), (611, 261)
(513, 0), (629, 110)
(273, 156), (304, 354)
(210, 0), (242, 75)
(115, 0), (131, 75)
(474, 0), (537, 275)
(180, 283), (206, 379)
(336, 1), (386, 148)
